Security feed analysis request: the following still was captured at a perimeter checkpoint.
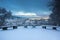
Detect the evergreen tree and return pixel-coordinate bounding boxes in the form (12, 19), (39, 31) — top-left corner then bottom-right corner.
(49, 0), (60, 26)
(0, 7), (12, 26)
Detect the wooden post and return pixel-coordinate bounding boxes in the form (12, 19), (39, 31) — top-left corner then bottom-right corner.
(32, 25), (36, 28)
(42, 26), (46, 29)
(24, 25), (27, 28)
(13, 26), (17, 29)
(52, 27), (56, 30)
(2, 27), (7, 30)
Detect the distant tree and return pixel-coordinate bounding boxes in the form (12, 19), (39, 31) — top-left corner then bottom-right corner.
(49, 0), (60, 26)
(4, 11), (12, 19)
(0, 7), (12, 26)
(0, 8), (7, 13)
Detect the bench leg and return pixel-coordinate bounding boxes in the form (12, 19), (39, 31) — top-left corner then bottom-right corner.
(13, 26), (17, 29)
(32, 26), (36, 28)
(24, 26), (27, 28)
(52, 27), (56, 30)
(2, 27), (7, 30)
(42, 26), (46, 29)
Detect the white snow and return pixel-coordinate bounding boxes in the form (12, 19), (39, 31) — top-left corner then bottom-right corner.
(0, 26), (60, 40)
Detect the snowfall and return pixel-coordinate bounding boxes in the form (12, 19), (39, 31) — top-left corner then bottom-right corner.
(0, 26), (60, 40)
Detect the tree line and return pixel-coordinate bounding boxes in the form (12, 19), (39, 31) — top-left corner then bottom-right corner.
(0, 0), (60, 26)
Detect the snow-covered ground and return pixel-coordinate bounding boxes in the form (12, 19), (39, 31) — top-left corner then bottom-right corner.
(0, 26), (60, 40)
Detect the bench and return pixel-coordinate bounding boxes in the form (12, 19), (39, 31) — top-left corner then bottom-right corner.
(0, 26), (17, 30)
(42, 25), (59, 30)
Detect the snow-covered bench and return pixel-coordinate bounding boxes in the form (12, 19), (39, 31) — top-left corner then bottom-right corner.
(0, 25), (17, 30)
(42, 25), (60, 30)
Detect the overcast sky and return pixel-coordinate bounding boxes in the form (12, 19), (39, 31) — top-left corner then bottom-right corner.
(0, 0), (51, 16)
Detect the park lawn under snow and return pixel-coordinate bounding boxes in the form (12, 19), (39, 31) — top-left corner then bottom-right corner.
(0, 26), (60, 40)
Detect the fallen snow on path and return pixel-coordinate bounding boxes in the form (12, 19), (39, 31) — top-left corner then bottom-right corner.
(0, 26), (60, 40)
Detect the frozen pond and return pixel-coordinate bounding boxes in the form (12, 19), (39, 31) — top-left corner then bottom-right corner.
(0, 26), (60, 40)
